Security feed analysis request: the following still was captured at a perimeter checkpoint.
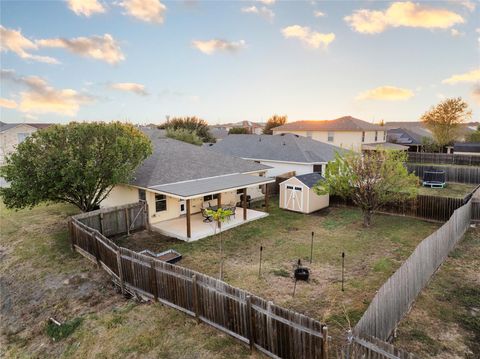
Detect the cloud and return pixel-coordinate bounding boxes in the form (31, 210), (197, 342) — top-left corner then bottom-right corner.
(450, 28), (465, 37)
(356, 86), (414, 101)
(458, 0), (476, 12)
(192, 39), (246, 54)
(314, 10), (325, 17)
(0, 98), (18, 109)
(256, 0), (275, 4)
(110, 82), (149, 96)
(241, 6), (274, 21)
(0, 26), (59, 64)
(37, 34), (124, 64)
(281, 25), (335, 49)
(442, 69), (480, 84)
(67, 0), (106, 16)
(1, 69), (93, 116)
(345, 2), (464, 34)
(119, 0), (167, 24)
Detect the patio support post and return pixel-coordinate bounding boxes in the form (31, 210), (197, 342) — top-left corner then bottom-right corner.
(264, 184), (269, 211)
(242, 188), (247, 220)
(217, 193), (222, 229)
(186, 199), (191, 239)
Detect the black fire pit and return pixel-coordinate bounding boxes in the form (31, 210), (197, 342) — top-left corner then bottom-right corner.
(294, 259), (310, 281)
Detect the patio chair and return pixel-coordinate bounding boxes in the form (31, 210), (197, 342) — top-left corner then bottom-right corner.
(225, 204), (236, 219)
(201, 208), (213, 223)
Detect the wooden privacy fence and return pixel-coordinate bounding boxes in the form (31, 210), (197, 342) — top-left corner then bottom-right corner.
(472, 201), (480, 222)
(406, 163), (480, 185)
(338, 332), (415, 359)
(407, 152), (480, 166)
(69, 203), (329, 359)
(354, 199), (472, 341)
(330, 194), (468, 222)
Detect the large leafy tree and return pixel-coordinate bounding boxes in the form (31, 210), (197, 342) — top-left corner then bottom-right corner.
(314, 150), (418, 227)
(466, 125), (480, 143)
(421, 97), (472, 149)
(160, 116), (215, 143)
(263, 115), (287, 135)
(1, 122), (152, 212)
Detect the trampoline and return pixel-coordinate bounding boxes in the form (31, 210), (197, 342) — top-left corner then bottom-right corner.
(422, 170), (446, 188)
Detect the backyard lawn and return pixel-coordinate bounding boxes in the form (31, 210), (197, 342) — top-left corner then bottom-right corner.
(418, 182), (477, 198)
(394, 226), (480, 358)
(117, 199), (439, 340)
(0, 202), (257, 359)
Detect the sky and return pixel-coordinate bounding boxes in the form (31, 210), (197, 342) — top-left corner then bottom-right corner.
(0, 0), (479, 125)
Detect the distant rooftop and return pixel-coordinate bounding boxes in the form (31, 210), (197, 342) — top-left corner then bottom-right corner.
(204, 133), (346, 163)
(0, 121), (52, 132)
(272, 116), (384, 132)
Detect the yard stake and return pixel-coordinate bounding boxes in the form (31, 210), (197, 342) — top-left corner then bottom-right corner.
(258, 246), (263, 277)
(310, 231), (314, 264)
(341, 252), (345, 292)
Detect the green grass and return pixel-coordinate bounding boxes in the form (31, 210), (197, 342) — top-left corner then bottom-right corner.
(418, 182), (477, 198)
(394, 227), (480, 358)
(46, 318), (83, 341)
(119, 199), (439, 337)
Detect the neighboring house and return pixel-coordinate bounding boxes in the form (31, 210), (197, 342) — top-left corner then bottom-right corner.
(101, 129), (275, 241)
(279, 173), (329, 214)
(454, 143), (480, 156)
(271, 116), (405, 152)
(204, 133), (345, 177)
(211, 120), (265, 135)
(0, 121), (51, 165)
(387, 128), (428, 152)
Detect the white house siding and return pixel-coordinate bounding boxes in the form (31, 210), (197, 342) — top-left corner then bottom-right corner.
(0, 124), (38, 165)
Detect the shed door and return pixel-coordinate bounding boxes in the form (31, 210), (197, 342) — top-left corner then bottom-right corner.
(284, 185), (303, 212)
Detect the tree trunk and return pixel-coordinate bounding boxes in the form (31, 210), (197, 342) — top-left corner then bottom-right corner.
(363, 210), (373, 227)
(219, 231), (224, 281)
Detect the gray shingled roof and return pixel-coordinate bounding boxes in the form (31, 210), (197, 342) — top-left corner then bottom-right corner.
(272, 116), (383, 132)
(294, 173), (325, 188)
(204, 134), (346, 163)
(150, 173), (275, 198)
(131, 129), (270, 188)
(0, 121), (52, 132)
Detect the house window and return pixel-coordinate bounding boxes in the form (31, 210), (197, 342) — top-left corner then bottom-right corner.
(327, 131), (334, 142)
(361, 131), (365, 142)
(313, 164), (322, 173)
(17, 133), (29, 143)
(155, 194), (167, 212)
(375, 131), (378, 142)
(138, 189), (146, 202)
(203, 194), (219, 201)
(237, 189), (244, 194)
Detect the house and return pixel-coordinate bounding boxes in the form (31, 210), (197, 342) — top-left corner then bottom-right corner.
(101, 129), (275, 241)
(210, 120), (265, 135)
(279, 173), (329, 214)
(454, 143), (480, 156)
(386, 128), (429, 152)
(204, 133), (345, 177)
(0, 121), (51, 165)
(272, 116), (406, 152)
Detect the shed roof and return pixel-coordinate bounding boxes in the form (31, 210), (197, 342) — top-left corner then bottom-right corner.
(294, 172), (325, 188)
(150, 173), (275, 198)
(204, 134), (346, 163)
(272, 116), (383, 132)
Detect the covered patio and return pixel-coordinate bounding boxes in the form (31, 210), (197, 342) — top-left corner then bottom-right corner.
(151, 207), (268, 241)
(149, 173), (275, 241)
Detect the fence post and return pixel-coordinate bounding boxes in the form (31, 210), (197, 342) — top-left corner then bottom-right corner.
(149, 259), (158, 301)
(68, 219), (75, 252)
(246, 295), (255, 353)
(322, 326), (329, 359)
(192, 274), (200, 323)
(93, 231), (101, 267)
(116, 248), (125, 295)
(99, 213), (104, 235)
(125, 207), (130, 235)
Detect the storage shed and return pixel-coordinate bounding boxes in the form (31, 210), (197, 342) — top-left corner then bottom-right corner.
(279, 173), (329, 214)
